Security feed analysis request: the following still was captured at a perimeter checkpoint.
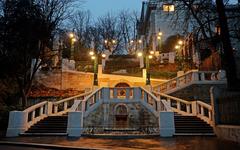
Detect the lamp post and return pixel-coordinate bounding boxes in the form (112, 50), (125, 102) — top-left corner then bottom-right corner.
(89, 50), (106, 86)
(69, 33), (76, 60)
(157, 31), (163, 53)
(89, 50), (98, 86)
(175, 40), (184, 70)
(138, 52), (153, 85)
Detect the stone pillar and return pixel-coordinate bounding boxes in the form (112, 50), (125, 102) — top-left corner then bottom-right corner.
(133, 88), (141, 101)
(210, 87), (221, 127)
(142, 69), (147, 80)
(67, 111), (83, 137)
(177, 71), (184, 77)
(6, 111), (28, 137)
(103, 104), (110, 126)
(140, 57), (144, 68)
(159, 111), (175, 137)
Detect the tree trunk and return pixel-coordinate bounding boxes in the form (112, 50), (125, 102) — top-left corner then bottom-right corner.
(21, 89), (27, 109)
(216, 0), (239, 90)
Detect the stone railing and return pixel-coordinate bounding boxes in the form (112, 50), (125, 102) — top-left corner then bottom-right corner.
(153, 91), (213, 126)
(75, 87), (172, 117)
(68, 87), (175, 137)
(6, 91), (92, 137)
(153, 70), (227, 94)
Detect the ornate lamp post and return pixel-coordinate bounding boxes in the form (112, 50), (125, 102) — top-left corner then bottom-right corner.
(69, 33), (77, 60)
(138, 52), (153, 85)
(89, 50), (98, 86)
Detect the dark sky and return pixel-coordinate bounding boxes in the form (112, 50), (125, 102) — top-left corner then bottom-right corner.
(83, 0), (142, 18)
(82, 0), (238, 19)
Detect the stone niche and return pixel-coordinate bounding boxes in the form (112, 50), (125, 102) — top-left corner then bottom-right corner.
(83, 103), (158, 128)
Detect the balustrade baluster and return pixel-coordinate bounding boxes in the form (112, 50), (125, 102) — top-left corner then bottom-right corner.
(201, 106), (204, 116)
(113, 88), (117, 99)
(64, 101), (68, 110)
(177, 102), (181, 110)
(126, 88), (130, 99)
(208, 111), (212, 121)
(54, 105), (58, 114)
(186, 104), (191, 113)
(40, 106), (43, 116)
(31, 111), (35, 121)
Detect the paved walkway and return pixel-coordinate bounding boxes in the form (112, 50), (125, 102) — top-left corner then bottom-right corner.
(1, 136), (240, 150)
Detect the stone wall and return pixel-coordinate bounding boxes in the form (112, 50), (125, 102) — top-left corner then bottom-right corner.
(83, 103), (158, 128)
(35, 70), (93, 91)
(215, 125), (240, 143)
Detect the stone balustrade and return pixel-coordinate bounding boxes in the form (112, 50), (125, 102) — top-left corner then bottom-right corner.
(153, 91), (213, 126)
(153, 70), (227, 94)
(6, 91), (91, 137)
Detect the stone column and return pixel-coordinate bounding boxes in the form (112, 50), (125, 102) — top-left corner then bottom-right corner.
(159, 111), (175, 137)
(67, 111), (83, 137)
(6, 111), (28, 137)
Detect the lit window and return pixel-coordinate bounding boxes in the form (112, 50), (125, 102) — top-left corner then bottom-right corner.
(163, 4), (175, 12)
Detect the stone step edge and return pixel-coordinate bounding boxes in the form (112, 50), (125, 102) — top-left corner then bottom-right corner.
(0, 141), (102, 150)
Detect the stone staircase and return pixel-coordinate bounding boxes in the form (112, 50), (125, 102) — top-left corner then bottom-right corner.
(23, 115), (68, 135)
(174, 113), (214, 135)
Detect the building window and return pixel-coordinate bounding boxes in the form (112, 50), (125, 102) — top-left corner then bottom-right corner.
(163, 4), (175, 12)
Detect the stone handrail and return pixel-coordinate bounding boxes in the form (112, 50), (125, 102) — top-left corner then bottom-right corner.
(153, 91), (213, 126)
(78, 87), (173, 118)
(53, 91), (92, 115)
(23, 101), (49, 128)
(6, 91), (92, 137)
(153, 70), (226, 94)
(140, 87), (172, 112)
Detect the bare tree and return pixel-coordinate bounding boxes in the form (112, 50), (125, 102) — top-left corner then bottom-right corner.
(0, 0), (79, 108)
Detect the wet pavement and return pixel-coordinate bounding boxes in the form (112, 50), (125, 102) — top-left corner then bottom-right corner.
(1, 136), (240, 150)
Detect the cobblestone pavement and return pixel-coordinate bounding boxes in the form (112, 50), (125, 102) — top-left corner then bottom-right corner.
(1, 136), (240, 150)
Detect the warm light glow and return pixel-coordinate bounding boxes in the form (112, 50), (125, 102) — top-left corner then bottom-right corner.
(102, 54), (106, 58)
(72, 38), (77, 42)
(178, 40), (183, 45)
(163, 4), (175, 12)
(175, 45), (180, 49)
(150, 51), (154, 55)
(69, 33), (74, 38)
(112, 40), (116, 44)
(157, 36), (161, 40)
(130, 40), (134, 43)
(89, 51), (94, 56)
(158, 32), (163, 36)
(104, 40), (108, 44)
(148, 55), (153, 59)
(91, 56), (96, 60)
(137, 52), (143, 57)
(138, 40), (142, 44)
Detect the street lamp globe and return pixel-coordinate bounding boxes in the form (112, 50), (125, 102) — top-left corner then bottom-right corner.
(137, 52), (143, 57)
(91, 56), (96, 60)
(104, 40), (108, 44)
(72, 38), (77, 42)
(178, 40), (183, 45)
(112, 40), (116, 44)
(89, 51), (94, 56)
(175, 45), (180, 49)
(148, 55), (153, 59)
(150, 51), (154, 55)
(102, 54), (106, 58)
(158, 32), (163, 36)
(138, 40), (142, 44)
(69, 33), (74, 38)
